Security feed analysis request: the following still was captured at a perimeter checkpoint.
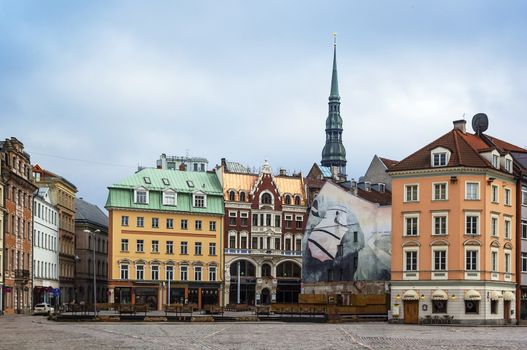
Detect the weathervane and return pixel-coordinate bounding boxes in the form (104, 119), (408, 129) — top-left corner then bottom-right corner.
(333, 32), (337, 47)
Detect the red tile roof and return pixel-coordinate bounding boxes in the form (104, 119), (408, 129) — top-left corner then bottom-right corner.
(379, 157), (399, 169)
(356, 188), (392, 206)
(486, 135), (527, 153)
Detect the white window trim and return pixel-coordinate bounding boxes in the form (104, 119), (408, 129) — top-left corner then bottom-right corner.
(504, 250), (512, 276)
(134, 187), (149, 204)
(490, 214), (499, 237)
(192, 192), (207, 208)
(491, 150), (500, 169)
(295, 215), (304, 221)
(464, 246), (480, 280)
(402, 247), (419, 280)
(229, 211), (238, 218)
(430, 147), (451, 167)
(504, 217), (512, 239)
(119, 264), (129, 280)
(162, 189), (177, 206)
(228, 231), (237, 248)
(432, 182), (448, 201)
(403, 213), (420, 236)
(465, 212), (481, 235)
(285, 214), (293, 221)
(240, 211), (249, 218)
(490, 247), (499, 280)
(465, 181), (480, 200)
(491, 184), (499, 203)
(431, 212), (448, 235)
(503, 154), (513, 173)
(404, 184), (419, 202)
(259, 190), (275, 206)
(431, 246), (448, 280)
(504, 187), (512, 206)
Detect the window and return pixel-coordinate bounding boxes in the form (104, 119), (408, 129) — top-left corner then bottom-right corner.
(404, 215), (419, 236)
(136, 265), (144, 280)
(152, 217), (159, 228)
(252, 214), (258, 226)
(504, 218), (511, 239)
(522, 220), (527, 239)
(136, 240), (144, 252)
(433, 215), (447, 235)
(209, 242), (216, 255)
(162, 178), (170, 186)
(229, 211), (237, 226)
(194, 266), (202, 281)
(180, 266), (188, 280)
(491, 185), (499, 203)
(152, 240), (159, 253)
(195, 242), (202, 255)
(181, 219), (188, 230)
(252, 237), (258, 249)
(405, 185), (419, 202)
(151, 265), (159, 280)
(466, 250), (477, 271)
(240, 212), (248, 226)
(120, 265), (128, 280)
(209, 221), (216, 231)
(121, 239), (129, 252)
(137, 217), (144, 227)
(296, 238), (302, 251)
(135, 189), (148, 204)
(209, 266), (216, 281)
(239, 192), (246, 202)
(229, 191), (235, 201)
(405, 251), (417, 271)
(285, 195), (291, 205)
(121, 216), (129, 226)
(166, 265), (174, 281)
(465, 182), (479, 200)
(193, 194), (206, 208)
(195, 220), (202, 230)
(491, 300), (498, 314)
(294, 196), (301, 205)
(522, 186), (527, 206)
(433, 250), (446, 270)
(261, 193), (272, 204)
(285, 215), (292, 229)
(163, 191), (177, 206)
(491, 216), (498, 237)
(491, 251), (498, 272)
(180, 241), (188, 255)
(433, 183), (447, 200)
(522, 252), (527, 272)
(433, 152), (448, 167)
(465, 300), (479, 314)
(465, 214), (479, 235)
(432, 300), (447, 314)
(492, 154), (499, 168)
(504, 252), (511, 274)
(143, 177), (151, 184)
(240, 235), (247, 249)
(295, 215), (303, 229)
(186, 180), (194, 188)
(505, 188), (511, 206)
(166, 241), (173, 254)
(266, 214), (272, 226)
(166, 218), (174, 229)
(353, 231), (358, 243)
(505, 158), (513, 172)
(229, 234), (236, 248)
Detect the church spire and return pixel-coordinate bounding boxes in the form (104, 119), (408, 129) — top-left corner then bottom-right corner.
(321, 33), (347, 177)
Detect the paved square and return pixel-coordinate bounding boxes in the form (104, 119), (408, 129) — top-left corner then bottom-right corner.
(1, 315), (526, 349)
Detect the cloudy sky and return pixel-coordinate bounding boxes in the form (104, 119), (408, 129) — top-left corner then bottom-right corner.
(2, 0), (527, 209)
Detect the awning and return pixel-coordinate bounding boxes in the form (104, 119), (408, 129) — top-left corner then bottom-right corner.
(503, 291), (515, 301)
(432, 289), (448, 301)
(402, 290), (419, 301)
(490, 291), (503, 301)
(465, 289), (481, 301)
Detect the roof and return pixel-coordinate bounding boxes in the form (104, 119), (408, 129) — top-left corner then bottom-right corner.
(378, 157), (399, 169)
(389, 129), (493, 172)
(356, 188), (392, 206)
(275, 175), (306, 198)
(224, 161), (252, 174)
(75, 198), (108, 228)
(486, 135), (527, 154)
(223, 172), (258, 192)
(33, 164), (78, 191)
(109, 168), (223, 195)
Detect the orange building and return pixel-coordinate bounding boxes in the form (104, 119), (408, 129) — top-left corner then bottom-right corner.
(389, 118), (520, 325)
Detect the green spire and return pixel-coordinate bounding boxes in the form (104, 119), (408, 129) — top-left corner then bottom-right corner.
(330, 36), (340, 100)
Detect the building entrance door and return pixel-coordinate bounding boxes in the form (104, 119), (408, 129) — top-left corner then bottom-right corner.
(261, 288), (271, 305)
(403, 301), (419, 324)
(504, 300), (511, 324)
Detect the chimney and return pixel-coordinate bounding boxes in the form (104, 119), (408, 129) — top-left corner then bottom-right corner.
(350, 179), (358, 196)
(331, 166), (339, 180)
(179, 163), (186, 171)
(453, 119), (466, 133)
(279, 168), (287, 176)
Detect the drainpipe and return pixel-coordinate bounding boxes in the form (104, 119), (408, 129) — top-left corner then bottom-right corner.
(516, 171), (524, 324)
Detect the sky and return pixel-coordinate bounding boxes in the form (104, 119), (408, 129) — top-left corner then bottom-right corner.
(2, 0), (527, 209)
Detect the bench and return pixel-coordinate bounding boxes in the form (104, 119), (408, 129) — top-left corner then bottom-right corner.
(203, 304), (224, 315)
(118, 304), (136, 316)
(134, 304), (149, 316)
(96, 303), (116, 314)
(165, 304), (182, 317)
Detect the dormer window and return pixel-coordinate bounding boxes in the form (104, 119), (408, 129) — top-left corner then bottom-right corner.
(228, 190), (235, 201)
(492, 154), (499, 169)
(163, 190), (177, 206)
(261, 193), (272, 205)
(504, 155), (513, 173)
(431, 147), (451, 167)
(193, 193), (206, 208)
(134, 188), (149, 204)
(379, 183), (386, 193)
(294, 195), (301, 205)
(285, 195), (291, 205)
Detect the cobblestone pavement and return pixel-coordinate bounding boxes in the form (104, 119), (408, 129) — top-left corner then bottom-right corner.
(1, 315), (527, 350)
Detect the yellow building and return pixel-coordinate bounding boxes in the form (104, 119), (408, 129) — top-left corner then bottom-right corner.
(106, 168), (224, 310)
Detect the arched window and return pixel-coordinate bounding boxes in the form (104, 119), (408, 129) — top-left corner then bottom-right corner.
(229, 191), (235, 201)
(262, 264), (272, 277)
(229, 260), (256, 277)
(261, 193), (272, 205)
(276, 261), (301, 278)
(294, 196), (301, 205)
(239, 192), (246, 202)
(285, 195), (291, 205)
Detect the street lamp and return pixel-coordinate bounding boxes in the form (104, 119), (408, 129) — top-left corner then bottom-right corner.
(84, 228), (101, 317)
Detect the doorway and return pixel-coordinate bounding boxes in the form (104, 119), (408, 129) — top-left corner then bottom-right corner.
(261, 288), (271, 305)
(504, 300), (511, 324)
(403, 301), (419, 324)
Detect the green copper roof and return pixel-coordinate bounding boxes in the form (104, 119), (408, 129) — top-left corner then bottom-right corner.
(330, 45), (340, 101)
(105, 168), (224, 215)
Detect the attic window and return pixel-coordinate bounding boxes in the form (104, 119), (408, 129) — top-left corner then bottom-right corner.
(379, 183), (386, 193)
(505, 158), (513, 173)
(162, 178), (170, 186)
(492, 154), (499, 169)
(187, 180), (194, 188)
(143, 177), (151, 184)
(433, 153), (447, 167)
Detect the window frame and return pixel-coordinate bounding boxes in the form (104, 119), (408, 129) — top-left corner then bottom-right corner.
(432, 212), (448, 235)
(432, 182), (448, 201)
(403, 213), (419, 236)
(404, 184), (419, 202)
(134, 188), (149, 204)
(465, 182), (480, 200)
(162, 190), (177, 206)
(465, 212), (480, 235)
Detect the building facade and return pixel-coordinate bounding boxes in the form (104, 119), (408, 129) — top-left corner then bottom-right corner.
(0, 138), (37, 314)
(217, 159), (306, 305)
(389, 119), (519, 325)
(75, 198), (109, 304)
(0, 153), (4, 313)
(156, 154), (208, 172)
(106, 168), (224, 310)
(32, 188), (60, 306)
(33, 164), (77, 304)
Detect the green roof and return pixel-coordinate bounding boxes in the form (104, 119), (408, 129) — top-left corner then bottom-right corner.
(105, 168), (224, 215)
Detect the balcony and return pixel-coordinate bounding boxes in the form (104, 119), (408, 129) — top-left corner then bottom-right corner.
(224, 248), (301, 257)
(14, 269), (30, 281)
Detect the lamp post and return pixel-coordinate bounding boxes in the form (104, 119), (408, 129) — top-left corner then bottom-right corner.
(84, 228), (100, 316)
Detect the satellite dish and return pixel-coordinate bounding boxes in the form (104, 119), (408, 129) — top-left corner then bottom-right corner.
(472, 113), (489, 134)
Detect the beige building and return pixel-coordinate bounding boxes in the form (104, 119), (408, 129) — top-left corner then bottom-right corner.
(33, 164), (77, 304)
